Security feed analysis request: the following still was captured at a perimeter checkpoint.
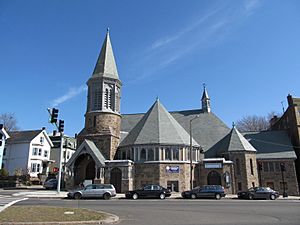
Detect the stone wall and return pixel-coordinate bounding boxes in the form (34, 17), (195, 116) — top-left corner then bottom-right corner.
(258, 159), (299, 196)
(228, 152), (258, 192)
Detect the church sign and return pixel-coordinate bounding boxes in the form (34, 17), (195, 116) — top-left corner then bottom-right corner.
(166, 166), (180, 173)
(204, 163), (222, 169)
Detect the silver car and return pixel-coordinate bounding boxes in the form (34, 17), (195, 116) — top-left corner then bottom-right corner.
(67, 184), (116, 200)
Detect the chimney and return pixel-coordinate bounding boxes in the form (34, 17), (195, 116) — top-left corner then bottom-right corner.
(287, 94), (293, 107)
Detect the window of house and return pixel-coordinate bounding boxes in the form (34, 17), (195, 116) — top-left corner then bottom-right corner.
(37, 164), (40, 173)
(269, 162), (274, 172)
(165, 148), (171, 160)
(236, 158), (241, 175)
(0, 140), (2, 146)
(140, 149), (146, 161)
(38, 148), (42, 156)
(3, 148), (6, 156)
(275, 162), (280, 172)
(263, 162), (269, 172)
(238, 182), (242, 191)
(250, 159), (254, 175)
(31, 163), (37, 172)
(44, 150), (48, 158)
(148, 148), (154, 161)
(40, 136), (44, 144)
(67, 152), (70, 160)
(32, 148), (38, 156)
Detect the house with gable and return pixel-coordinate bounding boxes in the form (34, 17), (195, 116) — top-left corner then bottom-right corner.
(3, 128), (53, 178)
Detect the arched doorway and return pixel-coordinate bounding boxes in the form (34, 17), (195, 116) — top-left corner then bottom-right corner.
(110, 167), (122, 193)
(207, 171), (221, 185)
(85, 160), (95, 180)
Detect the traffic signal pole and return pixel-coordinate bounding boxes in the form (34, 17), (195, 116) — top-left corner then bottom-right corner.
(57, 132), (63, 193)
(47, 108), (64, 194)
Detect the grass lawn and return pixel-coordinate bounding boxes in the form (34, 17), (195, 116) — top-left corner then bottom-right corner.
(0, 206), (107, 223)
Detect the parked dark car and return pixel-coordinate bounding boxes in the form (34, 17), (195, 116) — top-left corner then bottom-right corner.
(181, 185), (226, 200)
(237, 187), (279, 200)
(67, 184), (116, 200)
(125, 184), (171, 200)
(43, 179), (58, 190)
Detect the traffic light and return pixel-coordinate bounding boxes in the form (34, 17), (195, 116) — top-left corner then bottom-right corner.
(50, 108), (59, 123)
(58, 120), (64, 133)
(280, 163), (286, 172)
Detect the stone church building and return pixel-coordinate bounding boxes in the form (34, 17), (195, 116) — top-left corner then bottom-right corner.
(66, 31), (299, 195)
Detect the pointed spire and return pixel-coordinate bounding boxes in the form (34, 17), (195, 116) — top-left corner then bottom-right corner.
(92, 29), (119, 80)
(201, 83), (211, 113)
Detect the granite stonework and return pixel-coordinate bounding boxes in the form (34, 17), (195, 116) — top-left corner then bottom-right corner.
(77, 112), (121, 160)
(258, 159), (299, 196)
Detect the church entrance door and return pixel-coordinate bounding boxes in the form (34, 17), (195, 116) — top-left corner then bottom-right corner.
(207, 171), (221, 185)
(86, 160), (95, 180)
(110, 168), (122, 193)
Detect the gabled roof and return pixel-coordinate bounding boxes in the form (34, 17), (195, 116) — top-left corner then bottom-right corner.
(121, 109), (230, 151)
(7, 130), (43, 144)
(7, 129), (53, 147)
(66, 139), (106, 168)
(120, 99), (199, 147)
(205, 126), (256, 157)
(243, 130), (296, 159)
(92, 30), (119, 80)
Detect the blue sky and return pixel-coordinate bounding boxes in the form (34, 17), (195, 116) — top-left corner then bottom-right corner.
(1, 0), (300, 136)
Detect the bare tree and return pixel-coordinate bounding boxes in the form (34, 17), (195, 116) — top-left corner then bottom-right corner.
(0, 112), (19, 132)
(235, 115), (270, 132)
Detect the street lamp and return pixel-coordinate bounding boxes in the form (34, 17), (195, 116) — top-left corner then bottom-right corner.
(280, 162), (288, 197)
(190, 115), (199, 190)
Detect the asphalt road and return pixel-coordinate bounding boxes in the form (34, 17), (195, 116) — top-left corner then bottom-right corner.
(16, 198), (300, 225)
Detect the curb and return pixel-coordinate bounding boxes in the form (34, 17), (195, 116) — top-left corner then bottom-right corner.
(0, 198), (28, 213)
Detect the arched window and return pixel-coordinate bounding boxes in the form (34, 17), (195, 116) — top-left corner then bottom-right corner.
(165, 148), (171, 160)
(140, 149), (146, 161)
(148, 148), (154, 161)
(250, 159), (254, 175)
(110, 89), (114, 110)
(105, 89), (109, 108)
(236, 158), (241, 175)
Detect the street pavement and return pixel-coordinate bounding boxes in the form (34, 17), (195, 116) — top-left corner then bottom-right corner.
(0, 194), (28, 213)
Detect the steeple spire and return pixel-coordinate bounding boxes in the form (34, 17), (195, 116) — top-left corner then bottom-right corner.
(201, 83), (211, 113)
(92, 29), (119, 80)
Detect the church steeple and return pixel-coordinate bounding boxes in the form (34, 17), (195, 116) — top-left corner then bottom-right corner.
(201, 83), (211, 113)
(86, 29), (122, 114)
(92, 28), (119, 80)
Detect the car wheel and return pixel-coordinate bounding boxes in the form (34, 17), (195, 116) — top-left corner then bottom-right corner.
(270, 194), (276, 200)
(103, 193), (111, 200)
(159, 193), (166, 200)
(249, 194), (254, 200)
(132, 193), (138, 200)
(215, 193), (221, 200)
(191, 194), (197, 199)
(74, 193), (82, 200)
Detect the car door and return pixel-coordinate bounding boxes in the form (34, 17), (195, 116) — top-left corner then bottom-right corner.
(140, 185), (152, 198)
(198, 186), (209, 198)
(94, 185), (105, 198)
(152, 185), (161, 198)
(82, 184), (94, 198)
(254, 187), (265, 199)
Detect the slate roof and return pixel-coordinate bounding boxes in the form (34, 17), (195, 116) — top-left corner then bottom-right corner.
(92, 30), (119, 80)
(6, 130), (43, 144)
(205, 126), (256, 158)
(121, 108), (230, 151)
(120, 99), (199, 147)
(243, 130), (296, 159)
